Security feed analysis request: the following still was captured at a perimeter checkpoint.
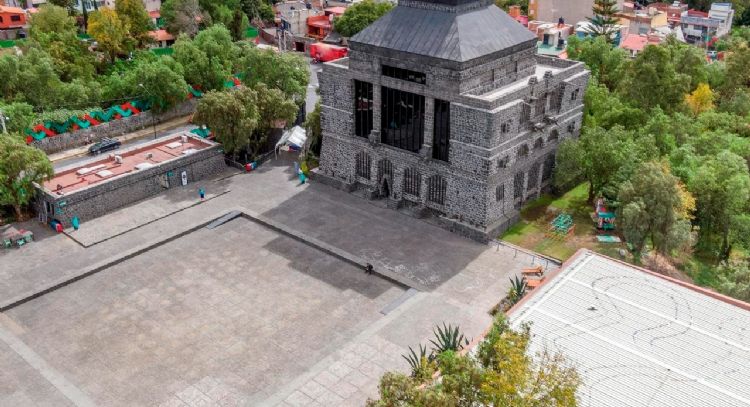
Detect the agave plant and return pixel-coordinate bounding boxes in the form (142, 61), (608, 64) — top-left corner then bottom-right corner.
(402, 344), (435, 381)
(429, 323), (470, 354)
(507, 275), (528, 306)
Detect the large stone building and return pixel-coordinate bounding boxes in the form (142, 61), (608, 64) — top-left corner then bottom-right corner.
(316, 0), (589, 241)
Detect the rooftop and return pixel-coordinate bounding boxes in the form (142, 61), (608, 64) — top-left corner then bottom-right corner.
(350, 0), (536, 64)
(0, 5), (25, 13)
(508, 250), (750, 407)
(44, 134), (215, 195)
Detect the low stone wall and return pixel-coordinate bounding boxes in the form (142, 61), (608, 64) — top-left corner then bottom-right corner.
(31, 99), (198, 154)
(35, 144), (226, 226)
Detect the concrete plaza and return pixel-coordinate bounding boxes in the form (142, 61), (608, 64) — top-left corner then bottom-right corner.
(0, 155), (554, 406)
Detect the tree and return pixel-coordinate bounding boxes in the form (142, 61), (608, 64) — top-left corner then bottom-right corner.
(367, 316), (580, 407)
(582, 81), (646, 130)
(116, 0), (154, 48)
(0, 135), (54, 220)
(619, 45), (691, 112)
(193, 25), (238, 71)
(88, 8), (128, 63)
(304, 101), (322, 156)
(173, 35), (228, 91)
(722, 43), (750, 101)
(566, 36), (627, 91)
(494, 0), (528, 14)
(161, 0), (204, 37)
(618, 161), (694, 256)
(239, 46), (308, 103)
(717, 260), (750, 302)
(29, 4), (77, 36)
(585, 0), (620, 40)
(334, 0), (393, 38)
(241, 0), (274, 22)
(0, 102), (35, 134)
(685, 83), (715, 116)
(689, 151), (750, 260)
(127, 59), (188, 112)
(253, 83), (298, 135)
(193, 88), (260, 157)
(555, 125), (650, 202)
(229, 8), (248, 41)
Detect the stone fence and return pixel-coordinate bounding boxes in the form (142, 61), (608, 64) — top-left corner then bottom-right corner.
(31, 99), (198, 154)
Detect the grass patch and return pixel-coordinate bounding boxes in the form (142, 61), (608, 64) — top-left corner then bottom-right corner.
(500, 183), (626, 262)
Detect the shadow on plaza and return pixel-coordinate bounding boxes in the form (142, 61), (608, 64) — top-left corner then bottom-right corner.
(259, 173), (488, 292)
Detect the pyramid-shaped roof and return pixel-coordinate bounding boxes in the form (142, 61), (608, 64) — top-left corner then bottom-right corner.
(350, 0), (537, 64)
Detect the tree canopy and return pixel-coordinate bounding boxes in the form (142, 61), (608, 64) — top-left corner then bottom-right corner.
(585, 0), (620, 40)
(193, 87), (260, 156)
(334, 0), (393, 38)
(0, 135), (54, 220)
(368, 316), (580, 407)
(88, 8), (128, 63)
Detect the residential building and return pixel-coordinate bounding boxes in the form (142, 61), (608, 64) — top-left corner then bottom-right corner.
(530, 0), (624, 26)
(507, 249), (750, 407)
(619, 32), (666, 57)
(680, 2), (734, 44)
(0, 5), (25, 29)
(276, 0), (322, 51)
(148, 28), (174, 48)
(648, 1), (688, 26)
(528, 19), (574, 58)
(617, 1), (669, 35)
(316, 0), (589, 242)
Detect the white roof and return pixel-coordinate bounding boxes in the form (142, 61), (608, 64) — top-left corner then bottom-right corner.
(508, 250), (750, 407)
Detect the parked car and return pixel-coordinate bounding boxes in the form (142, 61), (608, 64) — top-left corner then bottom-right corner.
(88, 138), (121, 155)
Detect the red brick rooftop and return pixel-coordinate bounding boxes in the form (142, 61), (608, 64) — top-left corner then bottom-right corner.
(44, 134), (214, 195)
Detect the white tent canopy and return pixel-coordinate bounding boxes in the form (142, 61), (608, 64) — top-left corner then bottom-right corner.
(275, 126), (307, 153)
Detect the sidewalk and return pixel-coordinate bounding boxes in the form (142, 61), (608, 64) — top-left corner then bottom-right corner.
(47, 115), (193, 163)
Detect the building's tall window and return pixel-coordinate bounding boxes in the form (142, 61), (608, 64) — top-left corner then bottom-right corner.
(527, 163), (540, 190)
(513, 172), (525, 199)
(433, 99), (450, 162)
(381, 86), (425, 153)
(427, 174), (447, 205)
(354, 80), (373, 138)
(403, 167), (421, 197)
(542, 154), (555, 182)
(382, 65), (426, 84)
(496, 184), (505, 202)
(355, 151), (371, 180)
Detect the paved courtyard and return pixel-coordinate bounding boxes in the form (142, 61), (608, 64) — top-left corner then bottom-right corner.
(0, 155), (554, 406)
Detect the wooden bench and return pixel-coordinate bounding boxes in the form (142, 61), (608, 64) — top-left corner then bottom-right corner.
(521, 265), (543, 277)
(525, 276), (546, 290)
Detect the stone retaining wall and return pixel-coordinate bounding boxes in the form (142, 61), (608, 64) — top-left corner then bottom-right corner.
(31, 99), (198, 154)
(35, 143), (226, 226)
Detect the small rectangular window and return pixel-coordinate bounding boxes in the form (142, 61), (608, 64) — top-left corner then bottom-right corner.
(496, 184), (505, 201)
(10, 15), (21, 22)
(382, 65), (426, 85)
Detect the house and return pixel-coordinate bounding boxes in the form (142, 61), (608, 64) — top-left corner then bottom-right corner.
(648, 1), (688, 26)
(276, 0), (321, 51)
(528, 19), (574, 58)
(616, 1), (669, 35)
(316, 0), (589, 241)
(148, 29), (174, 48)
(530, 0), (625, 28)
(0, 5), (25, 29)
(306, 14), (330, 40)
(507, 249), (750, 407)
(680, 2), (734, 45)
(619, 32), (665, 57)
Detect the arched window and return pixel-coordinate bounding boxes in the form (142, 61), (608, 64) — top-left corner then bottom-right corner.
(527, 162), (541, 190)
(548, 130), (559, 143)
(517, 144), (529, 158)
(377, 159), (393, 183)
(403, 167), (421, 197)
(533, 138), (544, 150)
(427, 174), (447, 205)
(355, 151), (371, 180)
